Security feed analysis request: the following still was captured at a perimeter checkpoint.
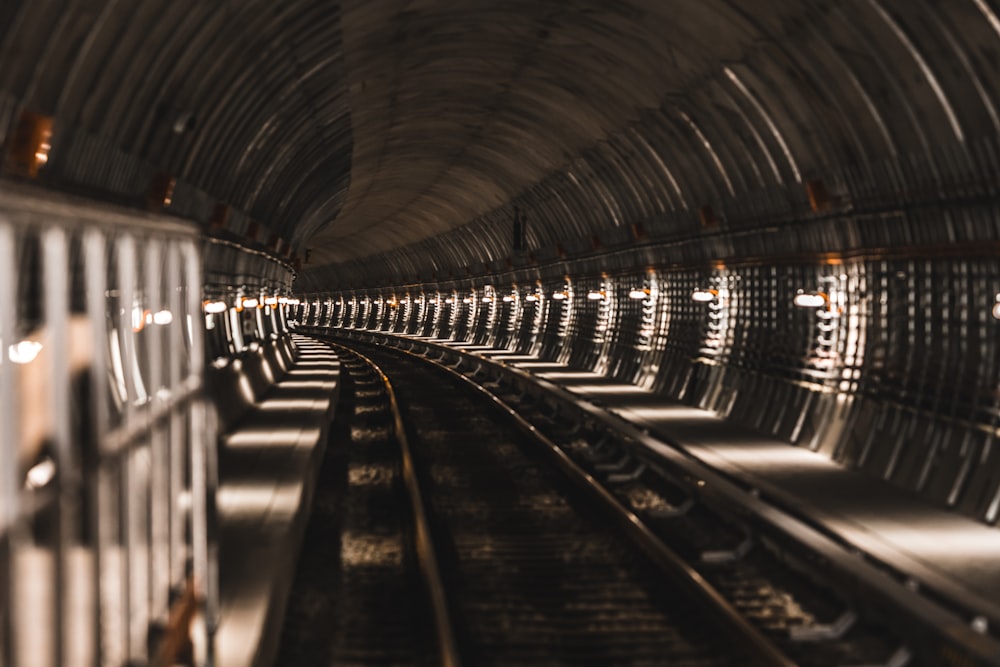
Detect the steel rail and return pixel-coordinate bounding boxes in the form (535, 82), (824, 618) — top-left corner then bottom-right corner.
(347, 336), (795, 667)
(326, 327), (1000, 666)
(328, 342), (462, 667)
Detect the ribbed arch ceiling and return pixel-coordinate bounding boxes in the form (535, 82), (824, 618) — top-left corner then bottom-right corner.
(2, 1), (1000, 285)
(309, 0), (773, 264)
(299, 0), (1000, 289)
(0, 0), (352, 243)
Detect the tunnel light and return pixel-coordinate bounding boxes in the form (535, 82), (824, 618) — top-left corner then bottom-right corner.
(586, 290), (605, 301)
(482, 296), (493, 303)
(793, 291), (828, 309)
(277, 297), (289, 304)
(152, 310), (173, 325)
(131, 307), (150, 332)
(264, 296), (279, 306)
(525, 294), (538, 302)
(629, 289), (650, 300)
(35, 141), (51, 166)
(502, 295), (514, 303)
(8, 339), (43, 364)
(204, 301), (227, 314)
(552, 290), (568, 300)
(25, 456), (56, 490)
(691, 289), (718, 303)
(242, 297), (259, 308)
(444, 297), (454, 304)
(462, 297), (473, 304)
(286, 298), (301, 306)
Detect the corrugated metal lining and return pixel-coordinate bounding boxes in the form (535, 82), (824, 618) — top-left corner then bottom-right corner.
(304, 250), (1000, 524)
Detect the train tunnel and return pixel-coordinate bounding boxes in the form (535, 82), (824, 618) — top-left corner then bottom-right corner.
(2, 1), (1000, 665)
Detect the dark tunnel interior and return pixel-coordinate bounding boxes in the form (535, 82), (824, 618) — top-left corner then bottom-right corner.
(4, 1), (1000, 665)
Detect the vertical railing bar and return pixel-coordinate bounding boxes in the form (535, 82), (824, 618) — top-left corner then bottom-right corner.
(84, 228), (116, 666)
(167, 241), (186, 592)
(118, 233), (143, 663)
(145, 238), (170, 623)
(0, 220), (19, 667)
(184, 239), (215, 666)
(43, 225), (71, 667)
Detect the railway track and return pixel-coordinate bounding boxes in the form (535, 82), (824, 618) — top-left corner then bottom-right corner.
(276, 331), (978, 666)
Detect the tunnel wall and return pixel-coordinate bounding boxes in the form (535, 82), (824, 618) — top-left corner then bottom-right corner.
(299, 247), (1000, 526)
(290, 1), (1000, 526)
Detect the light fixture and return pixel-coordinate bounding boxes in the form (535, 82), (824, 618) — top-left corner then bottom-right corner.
(586, 290), (605, 301)
(482, 296), (493, 303)
(463, 297), (473, 304)
(204, 300), (227, 314)
(8, 339), (43, 364)
(264, 296), (278, 306)
(286, 298), (301, 306)
(445, 297), (454, 304)
(691, 289), (717, 302)
(25, 456), (56, 490)
(525, 294), (538, 302)
(132, 307), (149, 332)
(552, 291), (568, 300)
(502, 295), (513, 302)
(793, 291), (828, 309)
(152, 310), (173, 325)
(242, 297), (259, 308)
(629, 289), (649, 300)
(993, 294), (1000, 320)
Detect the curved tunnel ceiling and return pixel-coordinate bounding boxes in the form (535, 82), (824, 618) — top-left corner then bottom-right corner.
(1, 1), (999, 285)
(315, 0), (759, 263)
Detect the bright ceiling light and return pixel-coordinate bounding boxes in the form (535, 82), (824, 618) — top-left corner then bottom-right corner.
(628, 289), (649, 300)
(242, 297), (259, 308)
(587, 290), (605, 300)
(204, 301), (227, 314)
(552, 291), (568, 300)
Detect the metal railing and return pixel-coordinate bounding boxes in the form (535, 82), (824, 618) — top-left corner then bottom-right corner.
(0, 183), (216, 667)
